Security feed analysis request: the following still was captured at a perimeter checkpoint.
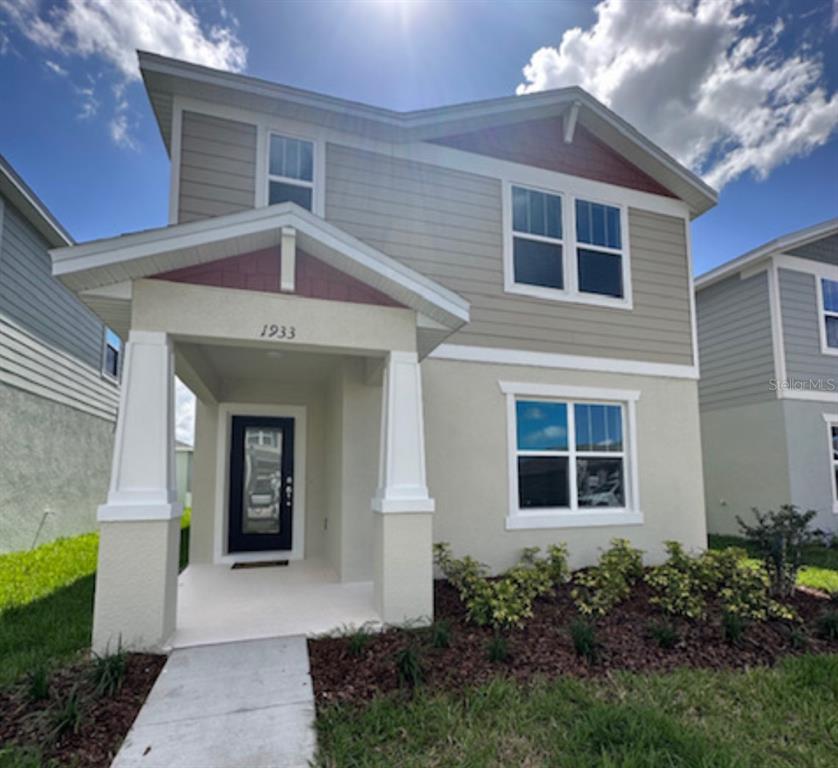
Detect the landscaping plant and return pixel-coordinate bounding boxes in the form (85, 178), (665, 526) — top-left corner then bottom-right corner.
(433, 543), (569, 630)
(737, 505), (817, 598)
(26, 666), (49, 703)
(347, 628), (371, 657)
(569, 619), (599, 662)
(487, 632), (510, 663)
(815, 610), (838, 641)
(91, 644), (127, 698)
(571, 539), (643, 617)
(428, 620), (452, 650)
(722, 612), (747, 646)
(48, 685), (83, 740)
(646, 620), (679, 650)
(395, 645), (424, 688)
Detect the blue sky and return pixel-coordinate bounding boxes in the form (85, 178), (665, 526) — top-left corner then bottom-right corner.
(1, 0), (836, 278)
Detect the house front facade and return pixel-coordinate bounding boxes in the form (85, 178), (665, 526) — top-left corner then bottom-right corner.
(51, 53), (716, 652)
(696, 221), (838, 536)
(0, 155), (120, 553)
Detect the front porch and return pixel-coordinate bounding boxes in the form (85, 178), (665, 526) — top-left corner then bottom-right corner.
(172, 560), (379, 648)
(49, 203), (470, 653)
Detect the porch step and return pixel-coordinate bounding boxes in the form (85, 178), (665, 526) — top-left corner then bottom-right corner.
(111, 636), (316, 768)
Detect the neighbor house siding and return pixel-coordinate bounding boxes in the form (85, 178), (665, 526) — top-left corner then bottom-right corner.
(786, 233), (838, 266)
(325, 143), (694, 365)
(696, 271), (775, 411)
(178, 111), (257, 223)
(779, 268), (838, 383)
(0, 195), (119, 421)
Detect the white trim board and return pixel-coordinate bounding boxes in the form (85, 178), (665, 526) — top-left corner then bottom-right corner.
(822, 413), (838, 515)
(429, 343), (698, 380)
(213, 403), (308, 564)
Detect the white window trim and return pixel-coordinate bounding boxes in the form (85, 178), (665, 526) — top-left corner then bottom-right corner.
(500, 381), (641, 530)
(257, 127), (325, 216)
(101, 329), (120, 382)
(817, 275), (838, 357)
(823, 413), (838, 515)
(502, 180), (633, 310)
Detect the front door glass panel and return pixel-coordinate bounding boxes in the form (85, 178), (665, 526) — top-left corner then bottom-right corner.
(242, 427), (283, 535)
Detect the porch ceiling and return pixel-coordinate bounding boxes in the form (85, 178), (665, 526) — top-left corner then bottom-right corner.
(50, 202), (470, 334)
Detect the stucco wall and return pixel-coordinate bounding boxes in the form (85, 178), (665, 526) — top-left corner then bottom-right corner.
(783, 399), (838, 534)
(0, 383), (113, 553)
(422, 359), (707, 572)
(700, 399), (791, 536)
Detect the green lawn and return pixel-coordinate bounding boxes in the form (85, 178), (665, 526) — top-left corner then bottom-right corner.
(709, 534), (838, 594)
(0, 512), (190, 687)
(317, 655), (838, 767)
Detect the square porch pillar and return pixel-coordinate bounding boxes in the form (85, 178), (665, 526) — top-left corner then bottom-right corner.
(372, 351), (434, 624)
(92, 331), (181, 653)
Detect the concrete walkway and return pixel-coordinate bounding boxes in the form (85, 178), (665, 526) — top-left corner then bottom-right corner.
(112, 636), (316, 768)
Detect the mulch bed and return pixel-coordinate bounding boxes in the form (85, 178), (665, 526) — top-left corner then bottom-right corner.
(0, 653), (165, 767)
(309, 580), (838, 706)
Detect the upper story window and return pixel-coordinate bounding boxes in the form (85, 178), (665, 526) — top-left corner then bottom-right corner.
(504, 183), (631, 309)
(103, 328), (121, 380)
(268, 133), (314, 210)
(822, 278), (838, 351)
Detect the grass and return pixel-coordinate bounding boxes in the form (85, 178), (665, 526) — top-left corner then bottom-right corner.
(316, 654), (838, 767)
(0, 511), (191, 687)
(708, 534), (838, 594)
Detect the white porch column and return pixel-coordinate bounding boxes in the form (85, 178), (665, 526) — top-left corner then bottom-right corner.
(372, 351), (434, 624)
(92, 331), (181, 653)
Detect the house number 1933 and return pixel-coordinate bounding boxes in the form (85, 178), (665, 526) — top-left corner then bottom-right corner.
(260, 324), (296, 340)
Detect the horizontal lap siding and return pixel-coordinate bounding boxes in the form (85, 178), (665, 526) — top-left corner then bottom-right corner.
(178, 111), (257, 224)
(0, 198), (119, 420)
(779, 268), (838, 382)
(787, 234), (838, 266)
(326, 144), (693, 365)
(696, 272), (775, 411)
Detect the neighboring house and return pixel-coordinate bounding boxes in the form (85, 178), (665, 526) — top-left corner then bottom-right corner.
(175, 440), (194, 509)
(0, 155), (120, 552)
(696, 220), (838, 536)
(50, 53), (717, 652)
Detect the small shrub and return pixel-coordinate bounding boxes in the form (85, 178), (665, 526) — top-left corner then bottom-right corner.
(434, 542), (569, 630)
(815, 610), (838, 641)
(486, 632), (510, 663)
(428, 620), (452, 649)
(90, 645), (126, 698)
(737, 505), (817, 598)
(26, 666), (49, 702)
(395, 645), (424, 688)
(722, 612), (747, 646)
(646, 620), (679, 650)
(571, 539), (644, 617)
(49, 685), (83, 740)
(569, 619), (599, 662)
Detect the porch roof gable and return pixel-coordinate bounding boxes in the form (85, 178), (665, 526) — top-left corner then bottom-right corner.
(50, 202), (470, 330)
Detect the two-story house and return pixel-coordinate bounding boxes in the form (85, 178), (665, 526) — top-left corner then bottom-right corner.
(50, 53), (717, 652)
(696, 220), (838, 536)
(0, 155), (120, 552)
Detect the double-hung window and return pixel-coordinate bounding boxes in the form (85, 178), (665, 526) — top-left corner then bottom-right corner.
(505, 183), (630, 306)
(268, 133), (314, 210)
(821, 278), (838, 352)
(502, 382), (640, 529)
(826, 415), (838, 512)
(102, 328), (121, 380)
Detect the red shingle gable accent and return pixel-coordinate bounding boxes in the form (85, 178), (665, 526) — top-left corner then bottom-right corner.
(432, 118), (676, 198)
(152, 246), (404, 308)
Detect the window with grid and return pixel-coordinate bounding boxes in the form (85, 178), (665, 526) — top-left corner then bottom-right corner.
(822, 278), (838, 350)
(268, 134), (314, 210)
(575, 199), (624, 298)
(511, 185), (565, 290)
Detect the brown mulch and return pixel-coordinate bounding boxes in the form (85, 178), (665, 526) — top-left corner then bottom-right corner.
(309, 580), (838, 706)
(0, 653), (165, 767)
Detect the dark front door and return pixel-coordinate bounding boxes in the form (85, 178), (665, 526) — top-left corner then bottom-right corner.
(228, 416), (295, 553)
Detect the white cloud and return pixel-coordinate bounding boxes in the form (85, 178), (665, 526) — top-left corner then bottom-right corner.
(75, 83), (97, 119)
(44, 58), (67, 76)
(1, 0), (247, 147)
(175, 378), (196, 446)
(517, 0), (838, 190)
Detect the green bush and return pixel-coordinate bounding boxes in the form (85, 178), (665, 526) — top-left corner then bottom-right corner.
(91, 644), (126, 698)
(646, 620), (679, 650)
(722, 612), (747, 646)
(428, 620), (452, 650)
(645, 541), (794, 622)
(395, 645), (424, 688)
(434, 542), (569, 630)
(571, 539), (643, 617)
(569, 619), (599, 662)
(737, 505), (817, 598)
(487, 633), (510, 663)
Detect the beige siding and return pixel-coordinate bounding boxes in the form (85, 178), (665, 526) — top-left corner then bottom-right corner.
(696, 272), (775, 411)
(178, 111), (257, 223)
(326, 144), (693, 365)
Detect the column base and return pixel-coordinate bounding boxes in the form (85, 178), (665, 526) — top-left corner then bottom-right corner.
(373, 511), (434, 625)
(92, 517), (181, 654)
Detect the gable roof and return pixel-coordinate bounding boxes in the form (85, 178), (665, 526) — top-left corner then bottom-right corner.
(0, 155), (73, 248)
(696, 218), (838, 291)
(138, 52), (717, 218)
(50, 201), (470, 331)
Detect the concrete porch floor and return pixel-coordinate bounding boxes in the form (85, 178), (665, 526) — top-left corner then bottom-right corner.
(170, 559), (380, 648)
